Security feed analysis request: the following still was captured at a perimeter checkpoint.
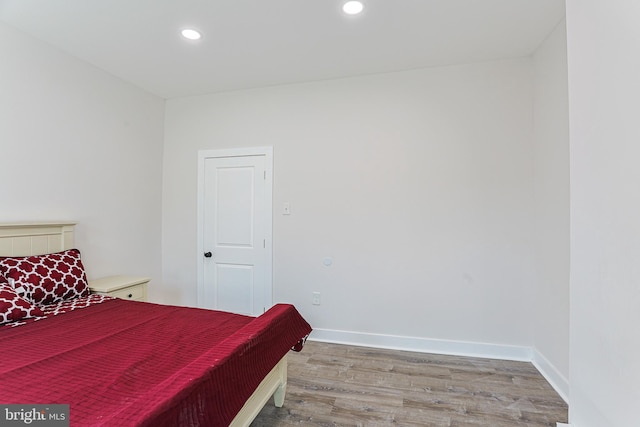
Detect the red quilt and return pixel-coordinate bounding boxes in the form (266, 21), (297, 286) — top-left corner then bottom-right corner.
(0, 299), (312, 426)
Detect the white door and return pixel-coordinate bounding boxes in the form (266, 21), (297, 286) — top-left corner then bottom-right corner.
(198, 148), (272, 316)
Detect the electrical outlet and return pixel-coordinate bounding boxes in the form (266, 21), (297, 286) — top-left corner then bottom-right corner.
(312, 292), (321, 305)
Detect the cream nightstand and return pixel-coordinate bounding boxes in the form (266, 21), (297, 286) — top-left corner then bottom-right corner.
(88, 275), (150, 302)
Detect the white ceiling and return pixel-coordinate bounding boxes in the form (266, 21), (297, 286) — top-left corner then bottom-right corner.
(0, 0), (565, 99)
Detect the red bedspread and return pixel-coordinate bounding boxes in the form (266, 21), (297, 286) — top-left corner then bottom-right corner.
(0, 299), (312, 426)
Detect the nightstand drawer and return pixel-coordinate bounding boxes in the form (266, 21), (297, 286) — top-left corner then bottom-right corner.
(109, 283), (146, 301)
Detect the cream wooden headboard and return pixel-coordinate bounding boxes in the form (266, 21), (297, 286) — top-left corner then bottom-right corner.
(0, 223), (76, 257)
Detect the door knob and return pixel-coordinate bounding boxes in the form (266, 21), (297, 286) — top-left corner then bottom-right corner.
(204, 252), (212, 258)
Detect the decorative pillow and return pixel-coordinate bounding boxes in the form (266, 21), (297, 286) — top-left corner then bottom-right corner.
(0, 283), (44, 324)
(0, 249), (90, 305)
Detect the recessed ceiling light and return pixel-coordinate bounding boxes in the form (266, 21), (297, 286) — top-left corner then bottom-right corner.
(343, 1), (364, 15)
(181, 29), (202, 40)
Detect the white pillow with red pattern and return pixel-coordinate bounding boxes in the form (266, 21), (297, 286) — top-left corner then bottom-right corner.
(0, 249), (90, 306)
(0, 282), (44, 324)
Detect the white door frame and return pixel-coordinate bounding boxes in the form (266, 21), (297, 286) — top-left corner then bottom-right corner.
(196, 146), (273, 311)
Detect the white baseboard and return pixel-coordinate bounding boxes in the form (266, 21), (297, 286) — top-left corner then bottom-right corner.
(531, 347), (570, 404)
(556, 424), (572, 427)
(309, 328), (532, 362)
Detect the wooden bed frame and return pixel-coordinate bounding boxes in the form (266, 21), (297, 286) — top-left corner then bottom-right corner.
(0, 222), (287, 427)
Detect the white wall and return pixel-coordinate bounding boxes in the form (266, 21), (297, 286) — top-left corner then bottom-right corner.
(0, 22), (165, 287)
(163, 59), (536, 352)
(531, 19), (570, 400)
(566, 1), (640, 426)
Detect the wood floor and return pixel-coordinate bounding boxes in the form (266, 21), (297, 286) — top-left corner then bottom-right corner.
(251, 341), (568, 427)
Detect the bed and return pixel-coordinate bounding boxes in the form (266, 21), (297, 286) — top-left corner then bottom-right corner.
(0, 223), (311, 427)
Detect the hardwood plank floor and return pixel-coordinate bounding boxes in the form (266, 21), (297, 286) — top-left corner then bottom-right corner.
(251, 341), (568, 426)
